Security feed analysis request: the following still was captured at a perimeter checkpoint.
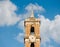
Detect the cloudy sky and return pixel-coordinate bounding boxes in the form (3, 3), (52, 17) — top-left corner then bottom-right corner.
(0, 0), (60, 47)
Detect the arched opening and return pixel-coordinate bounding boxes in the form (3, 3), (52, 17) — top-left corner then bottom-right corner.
(30, 26), (34, 33)
(30, 43), (34, 47)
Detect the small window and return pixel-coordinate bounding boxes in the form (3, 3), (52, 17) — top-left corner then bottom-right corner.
(30, 43), (34, 47)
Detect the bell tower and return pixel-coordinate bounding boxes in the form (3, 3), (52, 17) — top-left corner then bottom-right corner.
(24, 11), (41, 47)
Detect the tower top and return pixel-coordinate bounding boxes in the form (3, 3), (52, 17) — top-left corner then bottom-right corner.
(30, 10), (34, 17)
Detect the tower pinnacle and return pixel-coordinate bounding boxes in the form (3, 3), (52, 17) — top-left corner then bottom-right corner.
(30, 10), (34, 17)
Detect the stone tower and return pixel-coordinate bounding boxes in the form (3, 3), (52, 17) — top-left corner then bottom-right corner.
(24, 11), (41, 47)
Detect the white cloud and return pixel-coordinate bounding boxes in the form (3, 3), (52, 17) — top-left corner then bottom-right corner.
(19, 12), (31, 20)
(0, 0), (20, 26)
(50, 15), (60, 43)
(25, 3), (45, 13)
(18, 20), (24, 31)
(16, 33), (24, 43)
(39, 14), (60, 44)
(0, 0), (9, 1)
(48, 45), (54, 47)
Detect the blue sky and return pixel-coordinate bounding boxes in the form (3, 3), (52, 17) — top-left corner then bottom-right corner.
(0, 0), (60, 47)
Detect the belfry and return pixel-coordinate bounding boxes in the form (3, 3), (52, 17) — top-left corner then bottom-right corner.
(24, 10), (41, 47)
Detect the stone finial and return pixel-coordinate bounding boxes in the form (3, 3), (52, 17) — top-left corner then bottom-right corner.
(30, 10), (34, 17)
